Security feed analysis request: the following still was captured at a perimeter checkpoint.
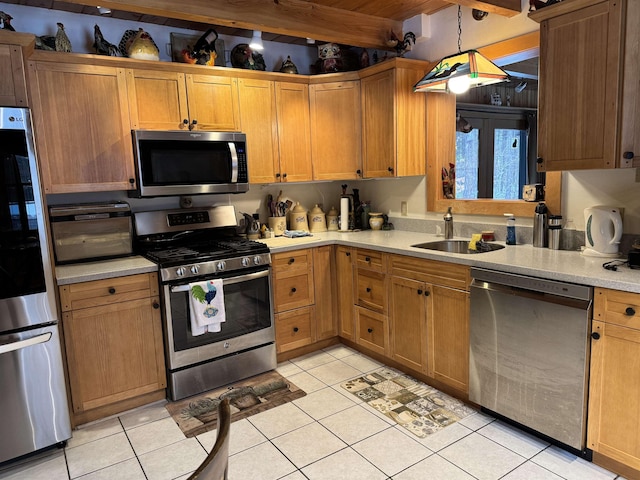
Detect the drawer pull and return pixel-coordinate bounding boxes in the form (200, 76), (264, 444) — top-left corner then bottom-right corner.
(591, 332), (600, 340)
(346, 252), (350, 257)
(108, 287), (116, 294)
(152, 302), (160, 309)
(417, 289), (423, 295)
(293, 327), (299, 333)
(365, 256), (371, 262)
(424, 290), (430, 296)
(366, 287), (371, 293)
(291, 287), (297, 293)
(625, 307), (636, 316)
(288, 258), (295, 265)
(367, 328), (373, 333)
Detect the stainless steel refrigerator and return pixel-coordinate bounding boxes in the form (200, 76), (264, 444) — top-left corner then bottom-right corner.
(0, 107), (71, 463)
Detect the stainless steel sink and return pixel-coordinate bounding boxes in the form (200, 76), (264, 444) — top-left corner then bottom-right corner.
(411, 240), (505, 254)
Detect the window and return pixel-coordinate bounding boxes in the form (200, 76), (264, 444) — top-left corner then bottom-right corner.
(455, 107), (533, 200)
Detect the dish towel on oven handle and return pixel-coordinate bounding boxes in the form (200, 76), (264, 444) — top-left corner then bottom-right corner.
(189, 279), (226, 336)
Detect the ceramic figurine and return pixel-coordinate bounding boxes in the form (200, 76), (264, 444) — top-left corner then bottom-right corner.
(279, 56), (298, 74)
(128, 29), (159, 61)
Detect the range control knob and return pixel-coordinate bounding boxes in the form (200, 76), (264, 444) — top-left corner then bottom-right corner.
(216, 261), (226, 271)
(190, 265), (200, 275)
(241, 257), (250, 267)
(253, 255), (262, 265)
(176, 267), (186, 277)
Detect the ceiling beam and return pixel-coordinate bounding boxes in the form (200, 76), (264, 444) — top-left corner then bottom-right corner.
(444, 0), (521, 17)
(61, 0), (404, 49)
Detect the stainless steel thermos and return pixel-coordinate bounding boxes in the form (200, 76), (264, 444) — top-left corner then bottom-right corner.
(533, 202), (548, 248)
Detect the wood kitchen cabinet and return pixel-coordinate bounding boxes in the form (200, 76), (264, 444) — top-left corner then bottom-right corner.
(126, 68), (240, 131)
(28, 61), (136, 193)
(360, 59), (427, 178)
(353, 249), (389, 356)
(0, 31), (33, 107)
(531, 0), (640, 170)
(242, 79), (313, 184)
(336, 246), (355, 340)
(59, 273), (166, 425)
(309, 80), (363, 180)
(388, 255), (470, 392)
(588, 287), (640, 472)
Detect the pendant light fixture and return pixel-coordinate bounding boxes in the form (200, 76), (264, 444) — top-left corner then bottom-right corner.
(414, 6), (509, 94)
(249, 30), (264, 51)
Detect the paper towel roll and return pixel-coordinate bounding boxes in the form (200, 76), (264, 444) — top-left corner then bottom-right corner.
(340, 197), (349, 231)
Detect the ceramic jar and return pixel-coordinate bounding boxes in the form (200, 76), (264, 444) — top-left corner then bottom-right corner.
(369, 212), (383, 230)
(288, 202), (309, 232)
(308, 204), (327, 233)
(326, 206), (339, 231)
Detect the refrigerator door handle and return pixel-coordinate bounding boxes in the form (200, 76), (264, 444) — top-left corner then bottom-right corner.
(0, 332), (52, 355)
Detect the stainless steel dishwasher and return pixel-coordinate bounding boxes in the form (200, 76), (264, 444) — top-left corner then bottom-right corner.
(469, 267), (593, 456)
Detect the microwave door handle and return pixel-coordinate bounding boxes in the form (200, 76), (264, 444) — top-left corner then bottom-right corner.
(228, 142), (238, 183)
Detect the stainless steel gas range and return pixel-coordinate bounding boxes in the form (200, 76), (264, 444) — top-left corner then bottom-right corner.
(133, 205), (276, 400)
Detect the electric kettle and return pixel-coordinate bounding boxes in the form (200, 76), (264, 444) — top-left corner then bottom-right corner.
(582, 206), (623, 257)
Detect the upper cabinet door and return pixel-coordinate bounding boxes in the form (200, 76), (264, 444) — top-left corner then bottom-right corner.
(309, 81), (362, 181)
(127, 69), (189, 130)
(29, 62), (135, 193)
(275, 81), (312, 183)
(238, 78), (280, 184)
(535, 0), (625, 171)
(186, 74), (240, 131)
(0, 44), (28, 107)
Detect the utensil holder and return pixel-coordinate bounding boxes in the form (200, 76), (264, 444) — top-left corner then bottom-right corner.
(268, 217), (286, 236)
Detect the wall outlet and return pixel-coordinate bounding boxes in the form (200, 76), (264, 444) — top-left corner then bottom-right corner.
(401, 201), (408, 216)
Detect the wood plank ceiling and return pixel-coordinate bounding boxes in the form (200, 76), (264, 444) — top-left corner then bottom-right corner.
(0, 0), (521, 50)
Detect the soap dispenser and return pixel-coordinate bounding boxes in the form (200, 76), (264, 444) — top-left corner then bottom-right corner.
(504, 213), (516, 245)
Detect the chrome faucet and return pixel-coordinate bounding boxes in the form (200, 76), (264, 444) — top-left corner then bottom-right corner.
(444, 207), (453, 239)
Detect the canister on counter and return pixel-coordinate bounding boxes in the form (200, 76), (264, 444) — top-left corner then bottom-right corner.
(548, 215), (562, 250)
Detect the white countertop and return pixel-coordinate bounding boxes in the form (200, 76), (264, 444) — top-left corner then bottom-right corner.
(53, 231), (640, 293)
(258, 230), (640, 294)
(55, 256), (158, 285)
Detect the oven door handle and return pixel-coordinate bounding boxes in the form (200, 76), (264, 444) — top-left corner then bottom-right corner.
(170, 269), (269, 292)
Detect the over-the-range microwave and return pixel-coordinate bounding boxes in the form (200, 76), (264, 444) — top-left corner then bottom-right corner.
(130, 130), (249, 197)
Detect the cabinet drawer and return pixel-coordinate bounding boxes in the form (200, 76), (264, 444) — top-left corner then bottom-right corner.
(274, 273), (314, 312)
(276, 306), (315, 353)
(355, 306), (387, 356)
(59, 273), (158, 311)
(355, 269), (387, 313)
(355, 249), (386, 272)
(388, 254), (470, 291)
(595, 287), (640, 329)
(273, 249), (312, 278)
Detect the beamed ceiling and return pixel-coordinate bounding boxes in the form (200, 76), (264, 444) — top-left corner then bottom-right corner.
(0, 0), (522, 49)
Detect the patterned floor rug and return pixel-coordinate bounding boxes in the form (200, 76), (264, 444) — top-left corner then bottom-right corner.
(341, 367), (476, 438)
(166, 370), (306, 438)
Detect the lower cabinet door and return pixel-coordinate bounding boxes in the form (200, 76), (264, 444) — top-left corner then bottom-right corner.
(588, 320), (640, 469)
(275, 306), (315, 353)
(389, 276), (427, 373)
(63, 297), (166, 413)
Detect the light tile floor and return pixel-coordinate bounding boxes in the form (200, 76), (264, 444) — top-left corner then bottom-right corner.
(0, 345), (627, 480)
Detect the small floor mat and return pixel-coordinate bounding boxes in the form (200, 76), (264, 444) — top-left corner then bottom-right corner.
(166, 370), (306, 438)
(341, 368), (476, 438)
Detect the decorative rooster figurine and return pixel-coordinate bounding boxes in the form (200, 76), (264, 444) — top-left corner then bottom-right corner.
(0, 11), (15, 31)
(93, 24), (118, 56)
(55, 22), (72, 52)
(386, 31), (416, 57)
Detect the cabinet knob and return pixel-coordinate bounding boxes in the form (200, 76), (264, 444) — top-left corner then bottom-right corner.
(108, 287), (116, 294)
(356, 169), (362, 176)
(275, 173), (281, 178)
(417, 289), (423, 295)
(288, 258), (295, 264)
(282, 173), (287, 178)
(345, 252), (350, 257)
(536, 157), (543, 164)
(152, 302), (160, 309)
(591, 332), (600, 340)
(625, 307), (636, 316)
(129, 178), (135, 184)
(387, 167), (394, 173)
(623, 151), (634, 160)
(183, 119), (189, 125)
(367, 328), (373, 333)
(365, 257), (370, 262)
(366, 287), (371, 293)
(424, 290), (430, 296)
(293, 327), (299, 333)
(291, 287), (297, 293)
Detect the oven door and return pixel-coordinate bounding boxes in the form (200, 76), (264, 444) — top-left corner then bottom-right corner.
(163, 267), (274, 370)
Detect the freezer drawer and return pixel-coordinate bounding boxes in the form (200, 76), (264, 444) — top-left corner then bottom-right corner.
(0, 324), (71, 463)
